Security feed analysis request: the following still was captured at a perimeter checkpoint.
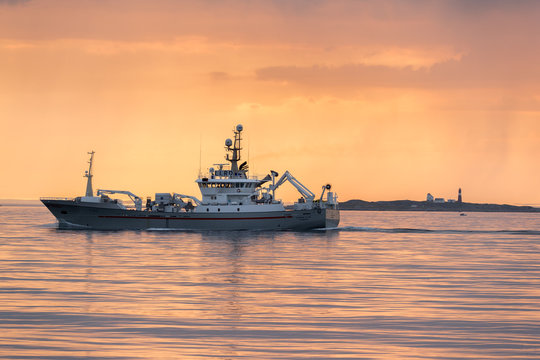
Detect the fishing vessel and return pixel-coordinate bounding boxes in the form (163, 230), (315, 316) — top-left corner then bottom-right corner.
(41, 125), (339, 230)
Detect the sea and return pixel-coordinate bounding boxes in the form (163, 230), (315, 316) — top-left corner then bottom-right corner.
(1, 205), (539, 359)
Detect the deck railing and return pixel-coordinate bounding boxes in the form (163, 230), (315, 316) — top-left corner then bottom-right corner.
(39, 197), (75, 201)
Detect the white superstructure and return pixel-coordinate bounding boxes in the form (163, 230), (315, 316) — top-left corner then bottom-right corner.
(147, 124), (338, 214)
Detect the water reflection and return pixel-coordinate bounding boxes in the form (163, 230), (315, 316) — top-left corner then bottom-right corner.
(0, 206), (538, 359)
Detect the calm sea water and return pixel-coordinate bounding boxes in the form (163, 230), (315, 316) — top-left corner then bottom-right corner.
(1, 206), (539, 359)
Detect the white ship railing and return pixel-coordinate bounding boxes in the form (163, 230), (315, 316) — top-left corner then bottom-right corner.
(40, 197), (75, 201)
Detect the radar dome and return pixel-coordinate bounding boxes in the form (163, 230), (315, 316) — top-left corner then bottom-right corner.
(236, 124), (243, 132)
(225, 138), (233, 147)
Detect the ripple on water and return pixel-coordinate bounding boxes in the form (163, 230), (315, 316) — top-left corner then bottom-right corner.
(0, 207), (539, 359)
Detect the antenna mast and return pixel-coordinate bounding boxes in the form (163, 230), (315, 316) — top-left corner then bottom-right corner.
(198, 134), (202, 178)
(225, 124), (243, 173)
(84, 151), (95, 197)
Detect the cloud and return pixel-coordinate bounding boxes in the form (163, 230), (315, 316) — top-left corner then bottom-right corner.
(209, 71), (231, 81)
(267, 0), (326, 14)
(0, 0), (30, 5)
(447, 0), (540, 15)
(255, 51), (540, 92)
(0, 0), (538, 53)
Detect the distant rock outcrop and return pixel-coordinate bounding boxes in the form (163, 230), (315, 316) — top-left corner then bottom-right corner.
(339, 200), (540, 213)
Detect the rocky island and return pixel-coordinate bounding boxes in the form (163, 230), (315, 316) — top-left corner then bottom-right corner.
(339, 200), (540, 213)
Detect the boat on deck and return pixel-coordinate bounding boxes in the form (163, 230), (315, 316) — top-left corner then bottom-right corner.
(41, 124), (339, 230)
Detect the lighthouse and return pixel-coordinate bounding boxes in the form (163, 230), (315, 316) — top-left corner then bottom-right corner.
(458, 188), (462, 203)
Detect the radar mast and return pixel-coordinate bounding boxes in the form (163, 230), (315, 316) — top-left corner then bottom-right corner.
(225, 124), (244, 174)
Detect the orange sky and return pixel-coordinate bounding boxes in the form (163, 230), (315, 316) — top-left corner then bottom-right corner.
(1, 0), (539, 204)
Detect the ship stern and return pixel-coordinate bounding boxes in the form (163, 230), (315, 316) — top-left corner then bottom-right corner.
(325, 208), (340, 228)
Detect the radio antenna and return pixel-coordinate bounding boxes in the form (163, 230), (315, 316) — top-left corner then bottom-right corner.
(198, 134), (202, 178)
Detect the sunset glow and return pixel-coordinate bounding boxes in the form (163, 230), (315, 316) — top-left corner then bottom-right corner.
(1, 0), (539, 204)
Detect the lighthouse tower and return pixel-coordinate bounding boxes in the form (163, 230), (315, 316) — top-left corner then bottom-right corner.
(458, 188), (462, 203)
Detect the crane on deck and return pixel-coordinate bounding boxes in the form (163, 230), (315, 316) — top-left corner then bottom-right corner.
(97, 189), (143, 211)
(269, 171), (315, 202)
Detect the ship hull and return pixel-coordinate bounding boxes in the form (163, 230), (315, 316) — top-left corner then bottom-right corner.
(42, 200), (340, 231)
